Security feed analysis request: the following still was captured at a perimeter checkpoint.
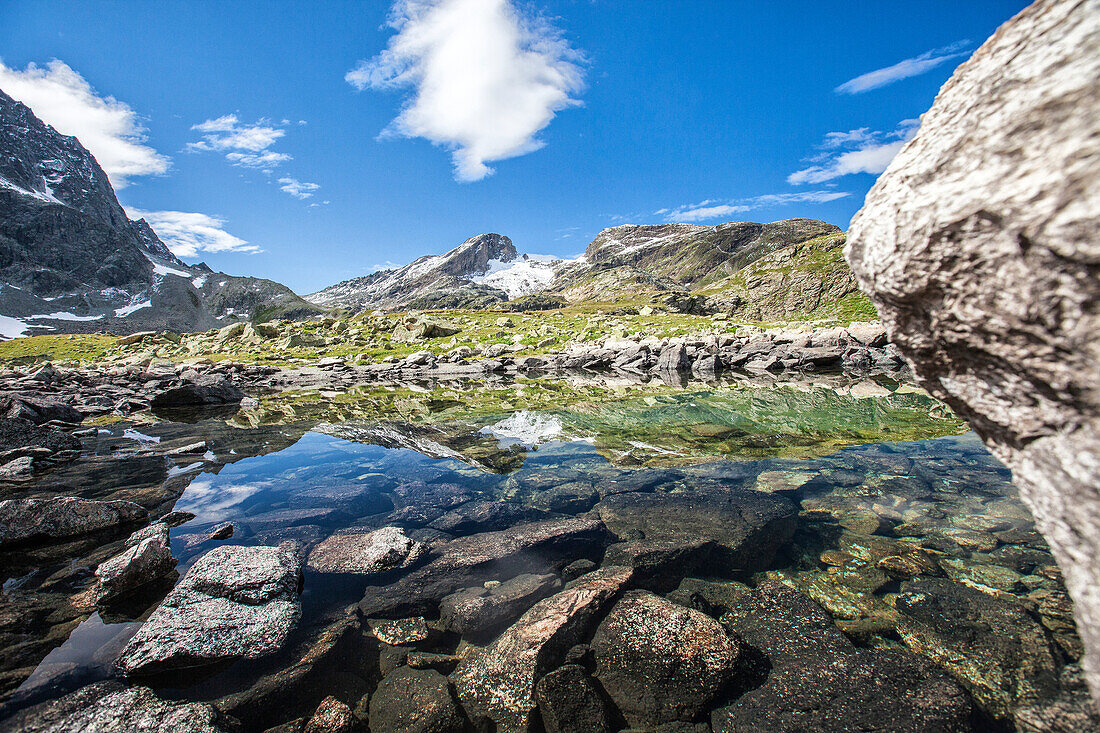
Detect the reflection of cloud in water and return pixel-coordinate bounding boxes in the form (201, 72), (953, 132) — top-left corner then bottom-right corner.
(173, 478), (269, 523)
(480, 411), (564, 448)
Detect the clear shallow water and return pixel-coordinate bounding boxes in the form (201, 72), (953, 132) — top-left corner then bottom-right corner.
(0, 377), (1083, 728)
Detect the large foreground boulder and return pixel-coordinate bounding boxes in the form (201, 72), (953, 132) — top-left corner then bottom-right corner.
(592, 590), (741, 727)
(0, 496), (147, 547)
(117, 544), (302, 676)
(845, 0), (1100, 701)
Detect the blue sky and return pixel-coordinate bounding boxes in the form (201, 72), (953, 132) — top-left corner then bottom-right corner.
(0, 0), (1028, 294)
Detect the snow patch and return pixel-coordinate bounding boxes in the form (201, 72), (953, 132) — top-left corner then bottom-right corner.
(192, 275), (208, 289)
(115, 300), (152, 317)
(27, 311), (103, 322)
(0, 315), (30, 339)
(0, 174), (66, 205)
(471, 255), (562, 298)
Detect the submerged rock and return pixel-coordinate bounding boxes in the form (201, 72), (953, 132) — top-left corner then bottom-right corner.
(845, 0), (1100, 701)
(712, 581), (972, 732)
(439, 573), (561, 637)
(592, 590), (741, 727)
(0, 496), (146, 547)
(595, 489), (796, 575)
(368, 666), (465, 733)
(306, 526), (429, 575)
(534, 664), (611, 733)
(452, 566), (634, 731)
(894, 577), (1062, 721)
(117, 544), (302, 676)
(358, 517), (606, 618)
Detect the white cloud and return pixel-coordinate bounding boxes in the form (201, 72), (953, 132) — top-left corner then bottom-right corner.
(659, 191), (852, 223)
(278, 176), (321, 199)
(0, 60), (169, 188)
(188, 114), (292, 170)
(127, 208), (259, 257)
(347, 0), (585, 182)
(835, 41), (970, 94)
(788, 121), (919, 185)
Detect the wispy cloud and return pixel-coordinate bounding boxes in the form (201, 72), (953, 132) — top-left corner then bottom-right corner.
(126, 208), (259, 257)
(347, 0), (585, 182)
(0, 60), (169, 188)
(278, 176), (321, 199)
(835, 41), (970, 94)
(658, 191), (852, 223)
(187, 114), (292, 171)
(787, 120), (919, 185)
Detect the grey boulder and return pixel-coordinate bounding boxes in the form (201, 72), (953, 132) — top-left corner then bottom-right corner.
(0, 496), (146, 547)
(116, 544), (302, 676)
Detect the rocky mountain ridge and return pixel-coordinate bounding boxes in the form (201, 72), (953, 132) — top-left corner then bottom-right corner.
(310, 218), (859, 321)
(0, 88), (323, 337)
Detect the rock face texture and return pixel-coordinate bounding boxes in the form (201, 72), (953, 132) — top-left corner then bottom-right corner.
(845, 0), (1100, 703)
(452, 566), (633, 732)
(306, 526), (429, 575)
(117, 544), (302, 675)
(591, 590), (741, 727)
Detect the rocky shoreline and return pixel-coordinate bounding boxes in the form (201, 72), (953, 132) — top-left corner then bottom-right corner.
(0, 330), (1095, 731)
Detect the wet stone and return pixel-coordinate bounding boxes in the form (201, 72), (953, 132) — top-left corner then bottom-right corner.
(306, 526), (429, 576)
(452, 566), (634, 732)
(369, 667), (466, 733)
(438, 573), (561, 637)
(367, 617), (430, 646)
(895, 578), (1062, 721)
(535, 664), (610, 733)
(592, 590), (741, 727)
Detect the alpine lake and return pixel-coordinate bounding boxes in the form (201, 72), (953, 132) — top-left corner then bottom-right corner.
(0, 370), (1088, 732)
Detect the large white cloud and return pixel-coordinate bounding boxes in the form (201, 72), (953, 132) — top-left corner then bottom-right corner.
(657, 191), (852, 223)
(788, 121), (919, 185)
(0, 60), (169, 188)
(127, 208), (259, 257)
(347, 0), (585, 182)
(834, 41), (970, 95)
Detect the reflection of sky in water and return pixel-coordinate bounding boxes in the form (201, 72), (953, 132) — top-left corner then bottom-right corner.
(173, 478), (269, 524)
(479, 411), (564, 448)
(14, 613), (141, 704)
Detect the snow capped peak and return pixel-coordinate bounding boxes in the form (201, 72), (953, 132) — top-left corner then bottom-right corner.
(470, 253), (570, 298)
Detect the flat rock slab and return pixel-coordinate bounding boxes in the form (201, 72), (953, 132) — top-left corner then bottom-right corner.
(307, 526), (429, 575)
(452, 565), (634, 732)
(117, 544), (302, 676)
(0, 496), (147, 547)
